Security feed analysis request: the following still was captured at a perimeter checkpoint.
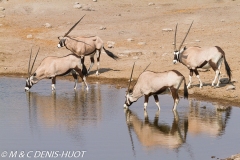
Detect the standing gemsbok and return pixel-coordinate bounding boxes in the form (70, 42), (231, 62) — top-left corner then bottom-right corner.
(57, 15), (119, 75)
(124, 63), (188, 111)
(173, 22), (232, 88)
(25, 48), (88, 92)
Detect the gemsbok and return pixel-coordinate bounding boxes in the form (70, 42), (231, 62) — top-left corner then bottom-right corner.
(25, 48), (88, 92)
(173, 22), (232, 88)
(124, 63), (188, 111)
(57, 15), (119, 75)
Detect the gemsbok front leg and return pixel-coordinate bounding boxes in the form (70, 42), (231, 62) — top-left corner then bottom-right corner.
(144, 95), (149, 110)
(72, 70), (78, 90)
(187, 69), (193, 89)
(153, 95), (160, 110)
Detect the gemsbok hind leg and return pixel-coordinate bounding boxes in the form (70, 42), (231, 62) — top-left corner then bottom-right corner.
(187, 69), (193, 89)
(87, 55), (95, 75)
(96, 49), (101, 76)
(209, 59), (222, 87)
(170, 87), (179, 111)
(193, 69), (203, 88)
(51, 77), (56, 91)
(153, 95), (160, 110)
(74, 66), (89, 91)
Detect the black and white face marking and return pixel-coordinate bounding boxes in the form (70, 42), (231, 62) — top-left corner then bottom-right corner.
(25, 77), (34, 91)
(173, 51), (180, 64)
(57, 38), (66, 48)
(124, 94), (133, 108)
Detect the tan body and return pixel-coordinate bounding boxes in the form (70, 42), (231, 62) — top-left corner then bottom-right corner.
(58, 36), (118, 75)
(124, 70), (188, 111)
(174, 46), (231, 88)
(25, 54), (88, 91)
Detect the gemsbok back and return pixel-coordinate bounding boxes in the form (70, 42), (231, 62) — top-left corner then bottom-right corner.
(124, 63), (188, 111)
(173, 22), (232, 88)
(25, 48), (88, 92)
(57, 15), (119, 75)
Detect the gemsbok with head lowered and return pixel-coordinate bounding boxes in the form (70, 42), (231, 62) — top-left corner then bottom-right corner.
(173, 22), (232, 88)
(25, 48), (88, 92)
(124, 63), (188, 111)
(57, 15), (119, 75)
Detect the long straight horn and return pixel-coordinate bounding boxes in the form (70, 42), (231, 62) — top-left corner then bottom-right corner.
(28, 47), (33, 77)
(178, 21), (194, 51)
(63, 14), (86, 37)
(174, 23), (178, 51)
(127, 62), (135, 93)
(29, 47), (40, 75)
(143, 62), (151, 72)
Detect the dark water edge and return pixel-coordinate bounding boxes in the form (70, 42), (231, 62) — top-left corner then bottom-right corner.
(0, 77), (240, 160)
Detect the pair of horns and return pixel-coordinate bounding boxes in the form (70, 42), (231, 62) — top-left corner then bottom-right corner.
(28, 47), (40, 77)
(174, 21), (194, 51)
(63, 14), (86, 37)
(127, 62), (151, 93)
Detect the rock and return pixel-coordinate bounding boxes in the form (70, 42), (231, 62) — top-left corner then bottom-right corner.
(231, 78), (238, 83)
(73, 4), (82, 9)
(99, 26), (106, 30)
(107, 41), (115, 48)
(220, 78), (230, 84)
(82, 6), (94, 11)
(27, 34), (33, 39)
(0, 7), (5, 11)
(44, 23), (51, 28)
(221, 19), (225, 22)
(75, 2), (80, 4)
(93, 0), (97, 2)
(162, 53), (168, 56)
(133, 56), (139, 60)
(162, 28), (173, 32)
(4, 67), (7, 70)
(0, 15), (5, 18)
(138, 42), (146, 45)
(226, 85), (235, 91)
(195, 39), (201, 42)
(148, 2), (155, 6)
(127, 38), (134, 42)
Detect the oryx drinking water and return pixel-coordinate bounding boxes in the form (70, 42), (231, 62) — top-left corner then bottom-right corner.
(124, 63), (188, 111)
(173, 22), (232, 88)
(25, 48), (88, 91)
(57, 15), (119, 75)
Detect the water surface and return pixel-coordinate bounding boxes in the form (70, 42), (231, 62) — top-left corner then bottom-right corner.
(0, 77), (239, 160)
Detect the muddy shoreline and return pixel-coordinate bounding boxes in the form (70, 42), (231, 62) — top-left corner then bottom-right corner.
(2, 73), (239, 108)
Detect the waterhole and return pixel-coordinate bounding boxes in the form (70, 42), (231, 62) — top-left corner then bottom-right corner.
(0, 77), (239, 160)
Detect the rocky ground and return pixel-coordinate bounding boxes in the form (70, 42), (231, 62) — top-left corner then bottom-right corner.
(0, 0), (240, 158)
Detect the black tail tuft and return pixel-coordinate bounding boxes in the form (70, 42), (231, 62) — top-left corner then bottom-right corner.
(82, 63), (88, 76)
(223, 55), (232, 83)
(103, 46), (119, 60)
(215, 46), (232, 83)
(183, 78), (188, 99)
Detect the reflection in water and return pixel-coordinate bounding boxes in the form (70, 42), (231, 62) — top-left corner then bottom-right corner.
(188, 99), (231, 137)
(125, 109), (187, 149)
(26, 84), (102, 140)
(125, 99), (232, 150)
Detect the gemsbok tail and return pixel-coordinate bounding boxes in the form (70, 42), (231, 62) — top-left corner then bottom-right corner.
(103, 46), (119, 60)
(215, 46), (232, 83)
(183, 77), (188, 99)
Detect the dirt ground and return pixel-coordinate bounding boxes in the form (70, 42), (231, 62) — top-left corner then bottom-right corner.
(0, 0), (239, 106)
